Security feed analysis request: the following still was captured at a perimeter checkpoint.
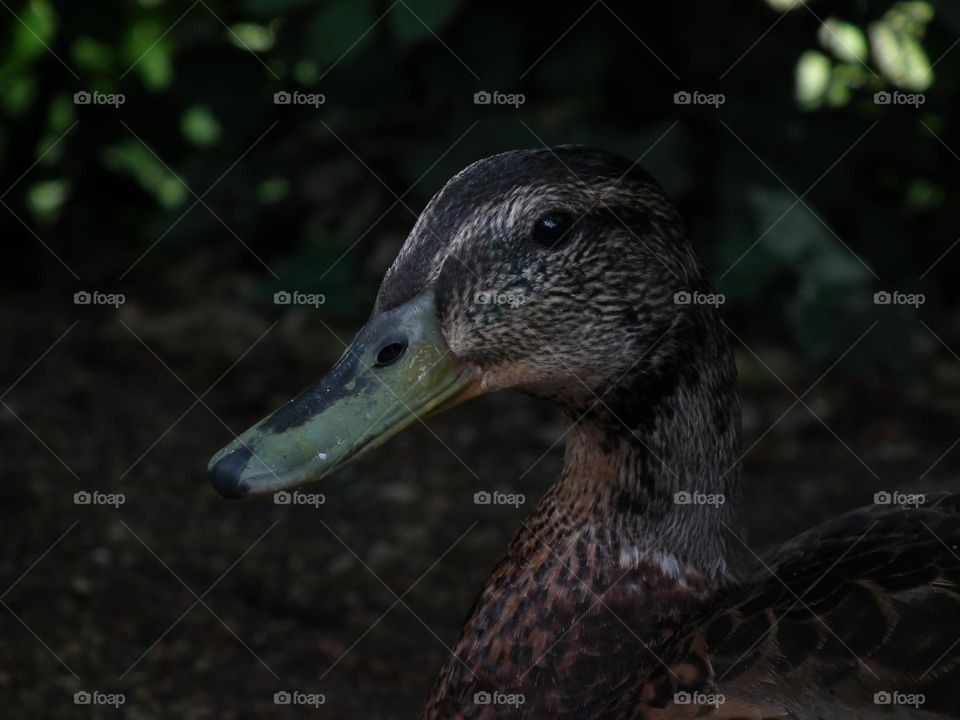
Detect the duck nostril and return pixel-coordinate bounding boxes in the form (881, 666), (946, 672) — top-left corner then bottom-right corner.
(375, 341), (407, 368)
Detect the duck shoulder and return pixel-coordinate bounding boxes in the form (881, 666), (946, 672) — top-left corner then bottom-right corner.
(624, 493), (960, 719)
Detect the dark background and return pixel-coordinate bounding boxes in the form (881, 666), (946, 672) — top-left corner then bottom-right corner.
(2, 0), (960, 717)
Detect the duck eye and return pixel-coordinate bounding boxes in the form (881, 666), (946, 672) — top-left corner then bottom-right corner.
(532, 211), (573, 249)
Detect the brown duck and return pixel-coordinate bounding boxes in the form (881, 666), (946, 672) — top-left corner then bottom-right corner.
(209, 147), (960, 718)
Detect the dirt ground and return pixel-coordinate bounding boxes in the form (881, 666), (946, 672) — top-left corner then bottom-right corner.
(3, 295), (960, 719)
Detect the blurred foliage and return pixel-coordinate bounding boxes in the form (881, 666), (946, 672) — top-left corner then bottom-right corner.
(2, 0), (959, 370)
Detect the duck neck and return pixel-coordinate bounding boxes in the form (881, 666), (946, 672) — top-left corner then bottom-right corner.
(536, 315), (750, 581)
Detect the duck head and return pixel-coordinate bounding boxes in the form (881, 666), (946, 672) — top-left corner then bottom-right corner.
(209, 146), (725, 499)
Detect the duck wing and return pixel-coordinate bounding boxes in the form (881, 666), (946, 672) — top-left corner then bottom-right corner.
(625, 493), (960, 719)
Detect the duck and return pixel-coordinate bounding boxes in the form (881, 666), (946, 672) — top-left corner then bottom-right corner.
(208, 146), (960, 719)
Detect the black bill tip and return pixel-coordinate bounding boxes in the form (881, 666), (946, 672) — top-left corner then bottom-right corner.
(209, 446), (253, 499)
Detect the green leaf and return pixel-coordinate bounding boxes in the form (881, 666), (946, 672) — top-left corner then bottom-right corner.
(869, 2), (934, 90)
(293, 59), (319, 84)
(27, 179), (70, 223)
(180, 105), (222, 147)
(795, 50), (831, 110)
(228, 22), (275, 53)
(818, 17), (868, 64)
(33, 95), (78, 166)
(764, 0), (803, 10)
(48, 93), (75, 131)
(889, 1), (934, 33)
(123, 19), (174, 90)
(0, 0), (57, 85)
(10, 0), (57, 58)
(906, 178), (945, 211)
(1, 74), (36, 115)
(870, 22), (931, 89)
(390, 0), (463, 44)
(102, 141), (187, 209)
(825, 63), (855, 107)
(72, 36), (114, 73)
(257, 177), (290, 204)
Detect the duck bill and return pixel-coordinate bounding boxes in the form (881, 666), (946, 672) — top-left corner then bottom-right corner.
(208, 289), (480, 498)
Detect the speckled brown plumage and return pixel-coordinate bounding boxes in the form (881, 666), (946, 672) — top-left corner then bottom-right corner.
(373, 147), (960, 718)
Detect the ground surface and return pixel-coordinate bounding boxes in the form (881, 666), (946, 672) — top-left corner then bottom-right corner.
(2, 297), (960, 718)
